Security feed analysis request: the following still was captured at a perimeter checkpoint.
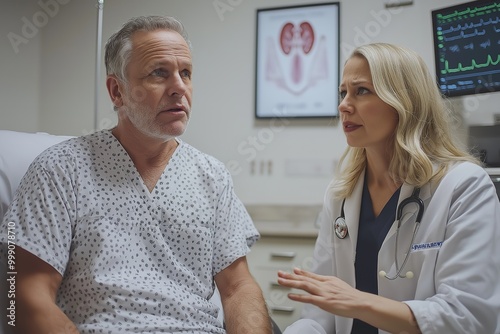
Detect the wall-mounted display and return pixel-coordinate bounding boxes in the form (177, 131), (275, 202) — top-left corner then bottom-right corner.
(431, 1), (500, 97)
(255, 2), (340, 119)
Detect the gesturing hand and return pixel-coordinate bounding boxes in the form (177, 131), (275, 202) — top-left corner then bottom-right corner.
(277, 267), (369, 318)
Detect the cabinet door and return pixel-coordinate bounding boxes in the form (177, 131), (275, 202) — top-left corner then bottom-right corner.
(247, 236), (316, 330)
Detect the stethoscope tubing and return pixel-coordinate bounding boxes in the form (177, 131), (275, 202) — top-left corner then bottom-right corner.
(334, 187), (424, 280)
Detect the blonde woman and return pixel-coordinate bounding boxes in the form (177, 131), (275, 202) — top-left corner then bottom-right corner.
(278, 43), (500, 334)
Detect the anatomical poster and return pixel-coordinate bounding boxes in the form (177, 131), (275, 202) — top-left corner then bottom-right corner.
(255, 3), (340, 118)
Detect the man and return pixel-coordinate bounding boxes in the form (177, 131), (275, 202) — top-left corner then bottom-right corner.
(1, 16), (271, 334)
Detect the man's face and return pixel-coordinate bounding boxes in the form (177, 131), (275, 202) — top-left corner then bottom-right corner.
(117, 29), (193, 140)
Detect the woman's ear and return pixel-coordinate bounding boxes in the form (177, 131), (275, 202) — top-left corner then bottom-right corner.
(106, 75), (123, 109)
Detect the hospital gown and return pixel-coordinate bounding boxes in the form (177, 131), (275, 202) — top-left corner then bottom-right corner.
(0, 129), (259, 333)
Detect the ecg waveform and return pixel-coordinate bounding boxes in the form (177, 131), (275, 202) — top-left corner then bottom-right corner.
(442, 55), (500, 74)
(441, 17), (500, 33)
(442, 28), (486, 42)
(436, 3), (500, 21)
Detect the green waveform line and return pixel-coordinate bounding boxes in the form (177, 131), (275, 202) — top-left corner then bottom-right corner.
(441, 54), (500, 74)
(437, 3), (500, 21)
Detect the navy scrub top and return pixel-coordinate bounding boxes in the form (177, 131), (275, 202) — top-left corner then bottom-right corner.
(351, 180), (400, 334)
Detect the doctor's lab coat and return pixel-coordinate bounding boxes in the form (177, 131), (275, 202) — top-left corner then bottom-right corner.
(283, 162), (500, 334)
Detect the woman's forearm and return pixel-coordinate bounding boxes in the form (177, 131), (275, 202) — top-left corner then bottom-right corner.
(356, 292), (421, 334)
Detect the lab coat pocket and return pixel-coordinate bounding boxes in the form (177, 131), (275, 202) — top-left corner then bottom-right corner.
(379, 239), (444, 301)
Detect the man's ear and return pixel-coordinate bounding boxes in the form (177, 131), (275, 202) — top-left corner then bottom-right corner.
(106, 75), (124, 109)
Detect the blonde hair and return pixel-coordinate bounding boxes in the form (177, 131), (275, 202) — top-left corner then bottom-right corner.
(332, 43), (479, 199)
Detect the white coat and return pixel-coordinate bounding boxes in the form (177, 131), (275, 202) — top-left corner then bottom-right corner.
(283, 162), (500, 334)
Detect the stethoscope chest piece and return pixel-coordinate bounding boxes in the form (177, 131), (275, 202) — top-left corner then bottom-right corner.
(334, 217), (348, 239)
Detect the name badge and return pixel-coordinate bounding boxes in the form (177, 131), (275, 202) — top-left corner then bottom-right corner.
(411, 241), (443, 253)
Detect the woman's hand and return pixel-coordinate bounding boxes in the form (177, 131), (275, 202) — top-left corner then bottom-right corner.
(277, 268), (421, 334)
(277, 268), (368, 318)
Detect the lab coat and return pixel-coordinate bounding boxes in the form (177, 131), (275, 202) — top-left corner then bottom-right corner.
(284, 162), (500, 334)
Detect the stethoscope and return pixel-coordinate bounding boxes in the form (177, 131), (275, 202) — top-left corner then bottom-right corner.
(334, 187), (424, 280)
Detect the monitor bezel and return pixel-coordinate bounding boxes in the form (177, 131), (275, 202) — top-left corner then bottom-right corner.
(431, 0), (500, 98)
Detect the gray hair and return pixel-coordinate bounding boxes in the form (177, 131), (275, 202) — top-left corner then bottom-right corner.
(104, 15), (191, 84)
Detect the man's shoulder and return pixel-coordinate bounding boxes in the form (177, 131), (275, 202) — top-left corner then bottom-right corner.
(178, 140), (226, 170)
(34, 130), (113, 166)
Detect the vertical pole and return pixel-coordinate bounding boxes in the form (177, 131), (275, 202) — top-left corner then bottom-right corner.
(94, 0), (104, 131)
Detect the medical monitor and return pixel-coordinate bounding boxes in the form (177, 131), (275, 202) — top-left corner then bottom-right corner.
(431, 0), (500, 97)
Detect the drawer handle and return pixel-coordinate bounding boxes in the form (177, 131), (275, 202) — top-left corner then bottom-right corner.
(270, 306), (295, 313)
(491, 177), (500, 182)
(270, 251), (297, 258)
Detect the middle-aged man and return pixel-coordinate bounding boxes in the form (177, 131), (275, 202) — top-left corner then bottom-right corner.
(0, 15), (272, 334)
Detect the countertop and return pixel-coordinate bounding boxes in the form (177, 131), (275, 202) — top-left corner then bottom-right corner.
(246, 204), (322, 238)
(485, 167), (500, 175)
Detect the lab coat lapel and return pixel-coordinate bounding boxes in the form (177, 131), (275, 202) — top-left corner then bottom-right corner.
(343, 170), (365, 263)
(386, 182), (432, 239)
(378, 182), (433, 300)
(385, 183), (414, 240)
(332, 172), (364, 334)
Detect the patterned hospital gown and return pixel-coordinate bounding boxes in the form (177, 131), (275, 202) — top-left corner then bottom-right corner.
(0, 130), (259, 333)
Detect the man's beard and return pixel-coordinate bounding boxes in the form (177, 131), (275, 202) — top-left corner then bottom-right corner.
(123, 103), (189, 141)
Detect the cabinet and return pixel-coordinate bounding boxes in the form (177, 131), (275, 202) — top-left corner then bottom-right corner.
(485, 168), (500, 200)
(246, 218), (319, 331)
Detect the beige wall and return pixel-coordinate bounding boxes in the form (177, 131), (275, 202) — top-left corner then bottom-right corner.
(2, 0), (499, 204)
(0, 1), (42, 132)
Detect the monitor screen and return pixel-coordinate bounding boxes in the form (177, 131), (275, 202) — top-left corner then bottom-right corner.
(431, 1), (500, 97)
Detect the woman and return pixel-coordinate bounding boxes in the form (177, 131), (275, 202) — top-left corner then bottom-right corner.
(277, 43), (500, 334)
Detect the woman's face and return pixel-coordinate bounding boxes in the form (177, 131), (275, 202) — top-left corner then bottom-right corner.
(338, 55), (398, 153)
